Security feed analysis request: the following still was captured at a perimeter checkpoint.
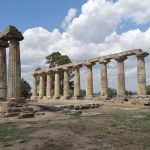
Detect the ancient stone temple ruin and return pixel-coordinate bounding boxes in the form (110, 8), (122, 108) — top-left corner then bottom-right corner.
(0, 26), (23, 102)
(32, 49), (149, 101)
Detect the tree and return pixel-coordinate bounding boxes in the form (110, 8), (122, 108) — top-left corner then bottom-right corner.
(45, 52), (74, 95)
(146, 85), (150, 95)
(21, 78), (31, 98)
(108, 88), (117, 97)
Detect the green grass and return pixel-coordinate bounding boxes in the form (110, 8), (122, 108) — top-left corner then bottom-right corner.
(0, 122), (36, 143)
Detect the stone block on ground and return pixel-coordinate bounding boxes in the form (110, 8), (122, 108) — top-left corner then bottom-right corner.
(69, 110), (82, 116)
(18, 112), (35, 119)
(4, 112), (20, 117)
(62, 108), (71, 114)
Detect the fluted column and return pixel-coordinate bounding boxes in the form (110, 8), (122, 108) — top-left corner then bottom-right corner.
(1, 26), (24, 101)
(136, 52), (149, 95)
(54, 70), (60, 99)
(73, 65), (82, 99)
(100, 59), (110, 96)
(63, 68), (70, 99)
(115, 56), (127, 96)
(0, 40), (8, 100)
(32, 73), (38, 97)
(39, 73), (45, 98)
(85, 63), (94, 98)
(46, 70), (52, 98)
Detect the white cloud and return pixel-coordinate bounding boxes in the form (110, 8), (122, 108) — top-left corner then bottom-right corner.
(20, 0), (150, 92)
(61, 8), (78, 29)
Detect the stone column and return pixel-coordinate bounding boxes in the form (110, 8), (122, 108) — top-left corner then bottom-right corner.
(100, 59), (110, 96)
(136, 52), (149, 95)
(63, 68), (70, 99)
(73, 65), (82, 99)
(39, 72), (45, 98)
(46, 70), (52, 98)
(115, 55), (127, 96)
(54, 70), (60, 99)
(1, 26), (24, 101)
(85, 63), (94, 99)
(0, 39), (8, 100)
(32, 73), (38, 97)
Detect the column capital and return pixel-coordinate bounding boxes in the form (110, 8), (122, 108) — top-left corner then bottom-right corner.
(73, 64), (83, 69)
(99, 59), (110, 64)
(84, 62), (95, 67)
(114, 55), (127, 62)
(46, 69), (52, 74)
(136, 52), (149, 58)
(32, 72), (38, 77)
(0, 26), (24, 41)
(38, 71), (46, 77)
(53, 68), (61, 73)
(0, 39), (9, 48)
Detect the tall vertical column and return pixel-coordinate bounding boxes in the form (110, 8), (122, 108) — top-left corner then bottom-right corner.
(100, 59), (110, 96)
(136, 52), (149, 95)
(1, 26), (24, 101)
(73, 65), (82, 99)
(54, 70), (60, 99)
(39, 72), (45, 98)
(46, 70), (52, 98)
(85, 63), (94, 99)
(32, 73), (38, 97)
(115, 55), (127, 96)
(0, 39), (8, 100)
(63, 68), (70, 99)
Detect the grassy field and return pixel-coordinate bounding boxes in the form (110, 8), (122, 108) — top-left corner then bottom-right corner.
(0, 102), (150, 150)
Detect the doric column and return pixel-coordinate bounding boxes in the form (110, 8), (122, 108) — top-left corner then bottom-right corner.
(0, 39), (8, 100)
(136, 52), (149, 95)
(85, 63), (95, 98)
(54, 69), (60, 99)
(39, 72), (46, 98)
(99, 59), (110, 96)
(115, 55), (127, 96)
(32, 73), (38, 97)
(1, 26), (24, 101)
(63, 68), (70, 99)
(46, 70), (52, 98)
(73, 65), (82, 99)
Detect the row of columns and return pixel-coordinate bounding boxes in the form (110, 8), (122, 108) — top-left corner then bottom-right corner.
(0, 26), (23, 101)
(32, 51), (149, 99)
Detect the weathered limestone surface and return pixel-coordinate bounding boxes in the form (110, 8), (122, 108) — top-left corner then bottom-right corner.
(73, 65), (82, 98)
(54, 70), (60, 98)
(33, 49), (149, 101)
(100, 59), (110, 96)
(0, 39), (8, 100)
(115, 56), (127, 96)
(63, 68), (70, 98)
(44, 49), (142, 71)
(32, 73), (38, 97)
(39, 73), (45, 98)
(46, 71), (52, 98)
(136, 52), (149, 95)
(1, 26), (24, 101)
(85, 63), (94, 98)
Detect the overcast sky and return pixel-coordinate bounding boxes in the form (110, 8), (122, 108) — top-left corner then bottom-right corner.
(1, 0), (150, 92)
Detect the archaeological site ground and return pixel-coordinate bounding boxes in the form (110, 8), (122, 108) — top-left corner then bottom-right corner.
(0, 26), (150, 150)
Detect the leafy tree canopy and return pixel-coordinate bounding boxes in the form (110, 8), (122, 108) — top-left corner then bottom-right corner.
(21, 78), (31, 98)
